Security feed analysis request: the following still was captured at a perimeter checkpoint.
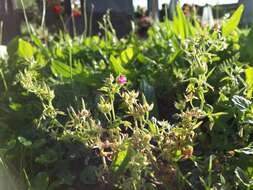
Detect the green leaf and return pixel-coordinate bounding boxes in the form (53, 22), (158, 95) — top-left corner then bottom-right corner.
(222, 5), (244, 36)
(147, 120), (159, 135)
(35, 150), (58, 164)
(80, 166), (98, 185)
(111, 141), (132, 173)
(243, 26), (253, 62)
(110, 55), (129, 75)
(51, 61), (102, 86)
(120, 47), (134, 64)
(7, 38), (35, 60)
(235, 143), (253, 155)
(18, 136), (32, 147)
(30, 172), (49, 190)
(51, 61), (82, 78)
(55, 170), (75, 186)
(245, 67), (253, 99)
(9, 103), (22, 111)
(173, 4), (195, 39)
(31, 34), (44, 48)
(140, 79), (158, 116)
(174, 4), (186, 39)
(232, 95), (252, 112)
(18, 39), (35, 60)
(235, 167), (251, 187)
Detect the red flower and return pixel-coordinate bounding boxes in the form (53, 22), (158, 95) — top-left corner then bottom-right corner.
(72, 9), (81, 17)
(117, 75), (127, 85)
(52, 4), (63, 14)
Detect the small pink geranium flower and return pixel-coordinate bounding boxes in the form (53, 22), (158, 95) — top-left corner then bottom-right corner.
(117, 75), (127, 85)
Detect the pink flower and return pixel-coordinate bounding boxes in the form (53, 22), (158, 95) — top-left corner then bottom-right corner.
(117, 75), (127, 85)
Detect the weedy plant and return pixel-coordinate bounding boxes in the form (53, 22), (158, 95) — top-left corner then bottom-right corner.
(18, 72), (201, 190)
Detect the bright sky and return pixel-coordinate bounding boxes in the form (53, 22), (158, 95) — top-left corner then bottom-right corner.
(133, 0), (239, 8)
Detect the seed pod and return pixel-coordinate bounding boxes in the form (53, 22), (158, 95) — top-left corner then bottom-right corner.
(182, 145), (194, 159)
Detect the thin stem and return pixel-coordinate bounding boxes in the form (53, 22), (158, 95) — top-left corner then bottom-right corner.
(68, 44), (73, 80)
(41, 0), (46, 29)
(104, 114), (110, 122)
(0, 69), (8, 91)
(103, 15), (108, 43)
(110, 98), (116, 121)
(89, 4), (94, 36)
(207, 155), (213, 189)
(23, 169), (32, 188)
(108, 111), (112, 122)
(20, 0), (32, 35)
(0, 21), (3, 44)
(82, 0), (87, 38)
(140, 117), (144, 128)
(106, 11), (116, 37)
(134, 119), (138, 128)
(102, 156), (108, 170)
(59, 14), (67, 33)
(71, 15), (77, 37)
(164, 4), (168, 21)
(146, 111), (149, 122)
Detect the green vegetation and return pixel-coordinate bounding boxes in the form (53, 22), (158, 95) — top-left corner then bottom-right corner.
(16, 0), (37, 9)
(1, 4), (253, 190)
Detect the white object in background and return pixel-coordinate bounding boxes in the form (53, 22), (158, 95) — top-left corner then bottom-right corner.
(0, 45), (7, 59)
(202, 4), (214, 27)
